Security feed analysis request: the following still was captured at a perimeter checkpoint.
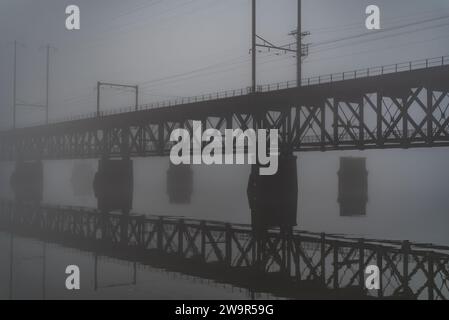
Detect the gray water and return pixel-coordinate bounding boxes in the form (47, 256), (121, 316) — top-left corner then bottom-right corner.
(1, 146), (449, 299)
(1, 148), (448, 245)
(0, 232), (279, 300)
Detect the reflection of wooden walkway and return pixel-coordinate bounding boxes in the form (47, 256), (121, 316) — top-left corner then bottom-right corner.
(1, 200), (448, 300)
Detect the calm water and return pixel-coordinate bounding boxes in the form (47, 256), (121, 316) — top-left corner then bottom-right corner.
(1, 148), (449, 299)
(0, 232), (279, 300)
(1, 148), (448, 245)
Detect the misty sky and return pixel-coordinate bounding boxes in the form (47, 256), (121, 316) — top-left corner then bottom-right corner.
(1, 0), (449, 128)
(1, 1), (449, 245)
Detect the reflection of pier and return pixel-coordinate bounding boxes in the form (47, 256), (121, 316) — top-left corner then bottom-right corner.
(2, 57), (449, 300)
(1, 200), (448, 300)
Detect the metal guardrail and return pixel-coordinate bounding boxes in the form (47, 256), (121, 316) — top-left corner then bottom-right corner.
(16, 55), (449, 129)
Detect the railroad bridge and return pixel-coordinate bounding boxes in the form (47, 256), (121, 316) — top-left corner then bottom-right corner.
(1, 56), (449, 299)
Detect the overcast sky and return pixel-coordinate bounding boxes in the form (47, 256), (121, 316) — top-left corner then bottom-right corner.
(0, 0), (449, 128)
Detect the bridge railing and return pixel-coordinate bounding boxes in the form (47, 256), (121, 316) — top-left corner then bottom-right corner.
(13, 55), (449, 130)
(258, 55), (449, 91)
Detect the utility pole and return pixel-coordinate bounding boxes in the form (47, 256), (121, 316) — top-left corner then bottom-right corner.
(97, 81), (101, 117)
(13, 41), (17, 129)
(45, 45), (51, 124)
(11, 42), (53, 127)
(9, 233), (14, 300)
(251, 0), (256, 93)
(135, 85), (139, 111)
(97, 82), (139, 116)
(297, 0), (302, 86)
(42, 241), (47, 300)
(251, 0), (307, 91)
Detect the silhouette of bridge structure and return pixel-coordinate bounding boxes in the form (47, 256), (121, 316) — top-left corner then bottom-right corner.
(1, 200), (448, 300)
(1, 56), (449, 159)
(1, 56), (449, 299)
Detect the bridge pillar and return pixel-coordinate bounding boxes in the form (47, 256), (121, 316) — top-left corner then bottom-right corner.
(247, 153), (298, 273)
(10, 161), (43, 205)
(338, 157), (368, 216)
(166, 162), (193, 204)
(71, 162), (94, 197)
(93, 159), (133, 244)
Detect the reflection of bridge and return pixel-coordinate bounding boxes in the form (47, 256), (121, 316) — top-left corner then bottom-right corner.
(2, 201), (448, 300)
(1, 56), (449, 299)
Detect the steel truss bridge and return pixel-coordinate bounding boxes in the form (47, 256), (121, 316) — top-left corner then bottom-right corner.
(1, 56), (449, 300)
(1, 200), (448, 300)
(1, 56), (449, 160)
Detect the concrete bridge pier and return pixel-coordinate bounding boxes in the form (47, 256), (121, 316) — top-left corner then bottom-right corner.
(93, 158), (133, 244)
(166, 162), (193, 204)
(247, 152), (298, 274)
(10, 160), (43, 205)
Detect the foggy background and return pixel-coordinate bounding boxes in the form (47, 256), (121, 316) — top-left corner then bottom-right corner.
(1, 0), (449, 245)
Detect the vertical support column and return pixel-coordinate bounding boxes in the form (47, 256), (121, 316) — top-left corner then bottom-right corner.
(157, 217), (164, 252)
(135, 85), (139, 111)
(280, 227), (292, 276)
(359, 98), (364, 144)
(120, 127), (131, 246)
(333, 244), (339, 289)
(167, 162), (193, 204)
(333, 99), (339, 145)
(338, 157), (368, 216)
(10, 161), (43, 206)
(225, 223), (233, 266)
(320, 101), (326, 149)
(427, 88), (433, 144)
(247, 152), (298, 273)
(251, 0), (256, 93)
(247, 154), (298, 232)
(294, 235), (301, 281)
(402, 96), (409, 145)
(96, 81), (100, 117)
(297, 0), (302, 86)
(286, 228), (292, 276)
(402, 240), (410, 297)
(377, 248), (383, 299)
(45, 45), (50, 124)
(93, 158), (133, 244)
(281, 231), (287, 274)
(13, 41), (17, 129)
(377, 93), (383, 145)
(178, 219), (184, 257)
(358, 239), (365, 290)
(201, 221), (206, 262)
(427, 252), (435, 300)
(320, 233), (326, 284)
(9, 232), (14, 300)
(94, 252), (98, 291)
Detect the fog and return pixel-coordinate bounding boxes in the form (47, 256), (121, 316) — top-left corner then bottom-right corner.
(1, 0), (449, 246)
